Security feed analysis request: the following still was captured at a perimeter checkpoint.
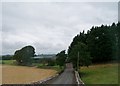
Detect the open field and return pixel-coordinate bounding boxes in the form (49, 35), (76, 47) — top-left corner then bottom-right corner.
(0, 65), (2, 85)
(2, 65), (57, 84)
(80, 63), (118, 84)
(2, 60), (15, 65)
(1, 60), (63, 73)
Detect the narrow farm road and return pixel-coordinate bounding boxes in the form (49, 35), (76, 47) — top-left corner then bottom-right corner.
(42, 63), (77, 84)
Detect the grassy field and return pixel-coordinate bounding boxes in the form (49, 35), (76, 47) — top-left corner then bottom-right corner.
(80, 63), (118, 84)
(2, 60), (15, 65)
(0, 65), (1, 85)
(2, 65), (57, 84)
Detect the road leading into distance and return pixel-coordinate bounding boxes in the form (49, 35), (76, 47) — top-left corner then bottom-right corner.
(42, 63), (77, 84)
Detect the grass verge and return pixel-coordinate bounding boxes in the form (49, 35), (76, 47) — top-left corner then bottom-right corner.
(36, 64), (64, 74)
(80, 63), (118, 84)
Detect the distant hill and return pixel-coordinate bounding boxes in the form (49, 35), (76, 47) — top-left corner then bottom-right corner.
(0, 55), (13, 60)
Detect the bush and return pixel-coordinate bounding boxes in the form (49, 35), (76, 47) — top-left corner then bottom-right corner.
(2, 55), (13, 60)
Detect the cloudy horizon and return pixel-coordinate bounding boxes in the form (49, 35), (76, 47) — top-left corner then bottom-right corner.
(1, 2), (118, 55)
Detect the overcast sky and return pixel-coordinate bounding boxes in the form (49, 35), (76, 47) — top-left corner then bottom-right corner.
(1, 2), (118, 55)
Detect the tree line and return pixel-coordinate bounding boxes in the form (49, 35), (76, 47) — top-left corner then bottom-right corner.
(68, 22), (120, 68)
(13, 45), (35, 65)
(3, 22), (119, 68)
(11, 45), (66, 66)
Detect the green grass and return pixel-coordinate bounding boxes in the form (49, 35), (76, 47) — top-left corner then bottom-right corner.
(80, 63), (118, 84)
(1, 60), (16, 65)
(36, 64), (64, 74)
(0, 60), (2, 64)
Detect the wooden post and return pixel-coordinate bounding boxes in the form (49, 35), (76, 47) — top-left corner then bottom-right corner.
(77, 51), (79, 72)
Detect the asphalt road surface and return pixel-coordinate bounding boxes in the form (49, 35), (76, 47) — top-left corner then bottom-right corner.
(42, 63), (77, 84)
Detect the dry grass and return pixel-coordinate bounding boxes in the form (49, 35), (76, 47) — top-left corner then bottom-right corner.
(2, 65), (57, 84)
(81, 63), (118, 70)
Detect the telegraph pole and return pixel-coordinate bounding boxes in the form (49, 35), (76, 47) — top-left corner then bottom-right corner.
(77, 51), (79, 71)
(115, 34), (118, 61)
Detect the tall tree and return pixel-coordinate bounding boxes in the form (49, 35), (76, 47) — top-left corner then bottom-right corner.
(13, 45), (35, 65)
(68, 22), (118, 63)
(86, 25), (113, 62)
(68, 42), (91, 69)
(56, 50), (67, 66)
(116, 22), (120, 61)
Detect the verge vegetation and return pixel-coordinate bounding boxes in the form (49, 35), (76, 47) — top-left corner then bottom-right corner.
(80, 63), (118, 84)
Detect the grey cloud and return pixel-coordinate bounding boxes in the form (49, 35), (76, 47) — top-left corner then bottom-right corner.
(2, 2), (118, 55)
(33, 42), (66, 54)
(118, 2), (120, 22)
(2, 41), (26, 55)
